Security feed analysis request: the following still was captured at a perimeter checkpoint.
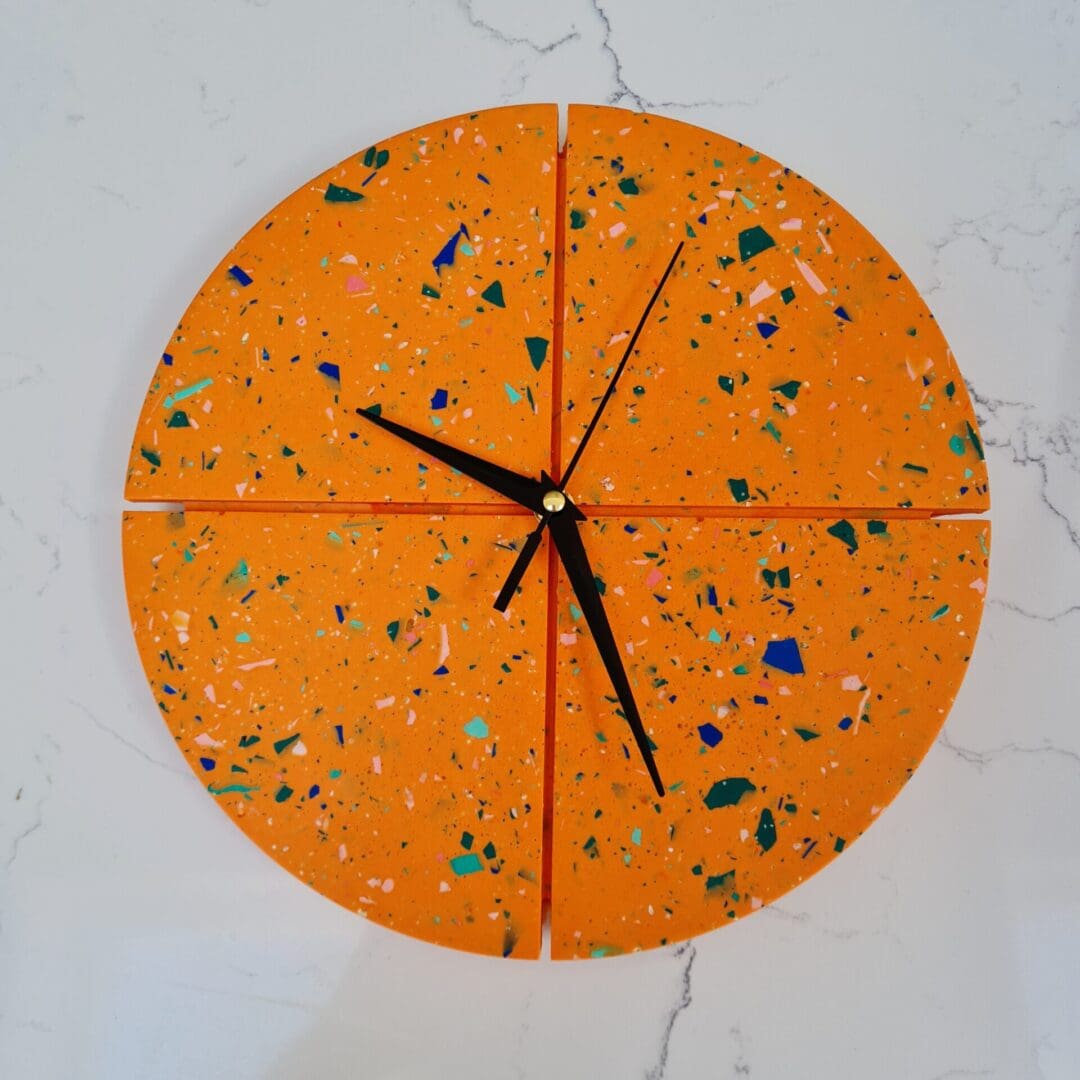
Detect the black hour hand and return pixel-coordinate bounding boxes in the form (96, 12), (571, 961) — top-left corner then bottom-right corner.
(356, 406), (547, 513)
(494, 472), (583, 613)
(548, 512), (665, 797)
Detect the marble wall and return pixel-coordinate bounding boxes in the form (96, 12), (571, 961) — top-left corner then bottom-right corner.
(1, 2), (1077, 1077)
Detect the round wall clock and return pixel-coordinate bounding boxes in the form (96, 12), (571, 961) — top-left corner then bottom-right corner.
(124, 104), (990, 960)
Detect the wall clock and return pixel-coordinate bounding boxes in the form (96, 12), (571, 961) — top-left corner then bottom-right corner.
(123, 104), (990, 960)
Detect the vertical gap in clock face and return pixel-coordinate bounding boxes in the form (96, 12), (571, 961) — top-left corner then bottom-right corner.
(541, 532), (559, 947)
(550, 144), (567, 484)
(539, 143), (568, 948)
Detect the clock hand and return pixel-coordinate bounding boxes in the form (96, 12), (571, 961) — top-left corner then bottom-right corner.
(494, 472), (584, 613)
(548, 507), (665, 798)
(561, 240), (684, 487)
(494, 523), (546, 612)
(493, 241), (684, 612)
(355, 406), (547, 513)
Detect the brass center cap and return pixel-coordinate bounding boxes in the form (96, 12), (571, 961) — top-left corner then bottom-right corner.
(542, 489), (567, 514)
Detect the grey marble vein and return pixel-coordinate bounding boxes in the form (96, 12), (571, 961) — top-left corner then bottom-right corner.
(458, 1), (580, 55)
(645, 941), (696, 1080)
(589, 0), (789, 113)
(3, 735), (59, 874)
(937, 729), (1080, 773)
(967, 380), (1080, 551)
(69, 700), (187, 776)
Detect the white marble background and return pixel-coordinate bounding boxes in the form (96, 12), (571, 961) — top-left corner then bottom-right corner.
(2, 1), (1078, 1077)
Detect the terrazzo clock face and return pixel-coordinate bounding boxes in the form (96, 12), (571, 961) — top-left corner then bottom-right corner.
(124, 104), (990, 959)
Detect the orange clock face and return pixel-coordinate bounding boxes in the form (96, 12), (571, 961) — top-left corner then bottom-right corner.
(124, 104), (989, 959)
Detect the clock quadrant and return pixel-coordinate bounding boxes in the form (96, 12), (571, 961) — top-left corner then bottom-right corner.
(548, 516), (988, 958)
(557, 104), (988, 513)
(124, 510), (549, 958)
(125, 105), (558, 506)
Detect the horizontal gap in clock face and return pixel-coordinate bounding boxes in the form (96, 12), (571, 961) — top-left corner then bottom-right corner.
(125, 499), (984, 520)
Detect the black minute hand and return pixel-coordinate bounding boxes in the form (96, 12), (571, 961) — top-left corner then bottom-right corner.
(355, 406), (547, 513)
(548, 511), (665, 797)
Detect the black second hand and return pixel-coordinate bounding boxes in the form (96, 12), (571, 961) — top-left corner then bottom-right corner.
(560, 239), (684, 488)
(493, 240), (684, 613)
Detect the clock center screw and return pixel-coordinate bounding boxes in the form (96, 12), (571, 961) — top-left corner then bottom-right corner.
(542, 489), (567, 514)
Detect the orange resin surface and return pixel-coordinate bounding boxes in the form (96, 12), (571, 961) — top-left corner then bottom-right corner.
(549, 517), (988, 958)
(124, 510), (548, 957)
(559, 105), (988, 512)
(125, 105), (557, 505)
(124, 105), (990, 958)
